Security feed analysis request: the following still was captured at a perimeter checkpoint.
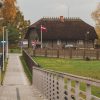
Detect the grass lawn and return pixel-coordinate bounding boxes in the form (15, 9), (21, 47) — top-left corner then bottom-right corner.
(33, 57), (100, 80)
(9, 48), (21, 53)
(33, 57), (100, 97)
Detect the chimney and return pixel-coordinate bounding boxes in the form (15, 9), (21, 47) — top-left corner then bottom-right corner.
(60, 16), (64, 22)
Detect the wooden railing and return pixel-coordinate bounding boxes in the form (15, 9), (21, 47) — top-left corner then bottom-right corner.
(22, 49), (100, 100)
(33, 67), (100, 100)
(22, 50), (39, 73)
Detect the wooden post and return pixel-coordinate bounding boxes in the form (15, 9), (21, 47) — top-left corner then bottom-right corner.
(96, 49), (99, 60)
(59, 77), (65, 100)
(83, 48), (86, 59)
(33, 50), (35, 56)
(75, 81), (80, 100)
(86, 84), (91, 100)
(45, 49), (47, 57)
(67, 79), (71, 100)
(57, 49), (59, 58)
(69, 48), (72, 59)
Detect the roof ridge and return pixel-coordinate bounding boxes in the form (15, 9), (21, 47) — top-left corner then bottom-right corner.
(42, 17), (81, 21)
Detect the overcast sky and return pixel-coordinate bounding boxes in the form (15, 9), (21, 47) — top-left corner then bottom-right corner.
(17, 0), (99, 26)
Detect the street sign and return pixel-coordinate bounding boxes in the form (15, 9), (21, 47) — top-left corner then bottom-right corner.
(31, 41), (36, 46)
(20, 40), (28, 48)
(23, 40), (28, 45)
(1, 41), (6, 43)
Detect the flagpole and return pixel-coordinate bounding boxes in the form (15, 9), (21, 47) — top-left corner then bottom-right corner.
(41, 25), (43, 49)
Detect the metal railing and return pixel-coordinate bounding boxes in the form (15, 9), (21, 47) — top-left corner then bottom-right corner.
(33, 67), (100, 100)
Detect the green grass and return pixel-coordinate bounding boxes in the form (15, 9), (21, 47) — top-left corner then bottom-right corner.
(33, 57), (100, 80)
(9, 48), (21, 53)
(20, 56), (32, 84)
(33, 57), (100, 97)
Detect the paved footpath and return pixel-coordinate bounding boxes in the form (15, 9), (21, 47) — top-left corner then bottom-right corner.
(0, 54), (45, 100)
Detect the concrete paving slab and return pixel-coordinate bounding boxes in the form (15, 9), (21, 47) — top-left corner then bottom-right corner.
(0, 53), (45, 100)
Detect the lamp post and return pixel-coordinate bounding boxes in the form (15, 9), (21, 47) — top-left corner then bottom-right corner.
(2, 27), (8, 71)
(0, 0), (4, 85)
(19, 29), (23, 54)
(6, 29), (8, 59)
(2, 26), (5, 71)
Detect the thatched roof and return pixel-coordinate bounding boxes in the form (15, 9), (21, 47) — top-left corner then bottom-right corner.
(25, 17), (97, 41)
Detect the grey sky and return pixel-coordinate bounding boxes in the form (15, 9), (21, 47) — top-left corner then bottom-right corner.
(17, 0), (99, 26)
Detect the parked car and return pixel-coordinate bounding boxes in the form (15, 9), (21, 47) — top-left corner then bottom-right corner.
(63, 44), (77, 49)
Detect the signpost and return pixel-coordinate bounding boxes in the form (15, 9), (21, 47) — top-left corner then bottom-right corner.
(31, 41), (36, 50)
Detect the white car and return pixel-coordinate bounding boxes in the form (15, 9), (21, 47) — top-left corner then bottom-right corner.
(65, 44), (74, 48)
(64, 44), (77, 49)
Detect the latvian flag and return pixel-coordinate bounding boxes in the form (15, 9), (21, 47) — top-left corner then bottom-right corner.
(41, 25), (47, 32)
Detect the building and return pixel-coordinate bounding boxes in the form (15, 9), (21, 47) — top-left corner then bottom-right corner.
(25, 16), (98, 49)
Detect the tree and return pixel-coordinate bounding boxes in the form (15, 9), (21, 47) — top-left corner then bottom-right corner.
(92, 3), (100, 39)
(92, 3), (100, 46)
(15, 8), (30, 39)
(2, 0), (17, 24)
(8, 25), (19, 44)
(0, 0), (30, 47)
(15, 8), (30, 29)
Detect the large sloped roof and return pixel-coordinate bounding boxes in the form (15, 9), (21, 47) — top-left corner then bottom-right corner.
(25, 17), (97, 41)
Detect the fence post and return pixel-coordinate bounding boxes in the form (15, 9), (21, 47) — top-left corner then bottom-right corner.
(96, 49), (99, 60)
(75, 81), (80, 100)
(57, 49), (59, 58)
(69, 48), (72, 59)
(67, 79), (71, 100)
(33, 49), (35, 56)
(83, 48), (86, 59)
(45, 49), (47, 57)
(59, 76), (65, 100)
(86, 84), (91, 100)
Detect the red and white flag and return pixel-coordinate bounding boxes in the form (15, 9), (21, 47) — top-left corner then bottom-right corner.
(41, 25), (47, 32)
